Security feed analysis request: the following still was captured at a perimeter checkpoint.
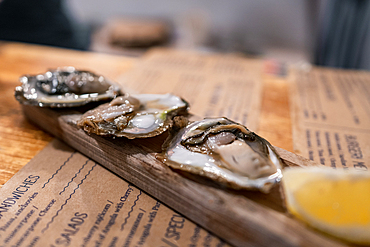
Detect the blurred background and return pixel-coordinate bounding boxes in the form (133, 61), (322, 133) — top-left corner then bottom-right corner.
(0, 0), (369, 70)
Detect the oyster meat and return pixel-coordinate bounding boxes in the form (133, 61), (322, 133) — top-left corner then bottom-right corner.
(164, 118), (283, 192)
(77, 93), (189, 139)
(14, 67), (121, 107)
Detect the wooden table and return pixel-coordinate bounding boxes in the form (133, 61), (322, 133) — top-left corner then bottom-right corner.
(0, 42), (292, 188)
(0, 42), (305, 247)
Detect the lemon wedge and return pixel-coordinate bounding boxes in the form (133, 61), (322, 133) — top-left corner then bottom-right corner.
(282, 167), (370, 245)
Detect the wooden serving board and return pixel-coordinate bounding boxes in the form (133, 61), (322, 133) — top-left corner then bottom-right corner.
(22, 105), (345, 247)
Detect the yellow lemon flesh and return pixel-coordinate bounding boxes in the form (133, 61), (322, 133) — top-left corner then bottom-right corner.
(282, 167), (370, 245)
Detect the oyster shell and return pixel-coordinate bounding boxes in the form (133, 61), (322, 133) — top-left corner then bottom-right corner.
(14, 67), (121, 107)
(164, 117), (283, 192)
(77, 93), (189, 139)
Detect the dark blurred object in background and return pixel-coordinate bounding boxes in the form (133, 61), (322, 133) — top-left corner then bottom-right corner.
(315, 0), (370, 70)
(90, 18), (170, 56)
(0, 0), (90, 50)
(108, 19), (169, 48)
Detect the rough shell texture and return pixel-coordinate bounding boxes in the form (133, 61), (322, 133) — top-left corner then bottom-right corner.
(77, 93), (189, 139)
(14, 67), (121, 107)
(164, 117), (283, 192)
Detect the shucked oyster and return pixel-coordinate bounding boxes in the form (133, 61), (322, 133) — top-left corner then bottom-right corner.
(77, 93), (189, 139)
(164, 118), (283, 192)
(15, 67), (121, 107)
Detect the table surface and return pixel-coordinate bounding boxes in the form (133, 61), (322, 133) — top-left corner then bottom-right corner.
(0, 42), (292, 188)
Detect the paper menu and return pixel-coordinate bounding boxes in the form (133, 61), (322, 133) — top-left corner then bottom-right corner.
(118, 49), (263, 131)
(0, 140), (228, 247)
(290, 67), (370, 170)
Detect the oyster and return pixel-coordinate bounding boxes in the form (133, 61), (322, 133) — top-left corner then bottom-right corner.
(14, 67), (121, 107)
(163, 118), (283, 192)
(77, 93), (189, 139)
